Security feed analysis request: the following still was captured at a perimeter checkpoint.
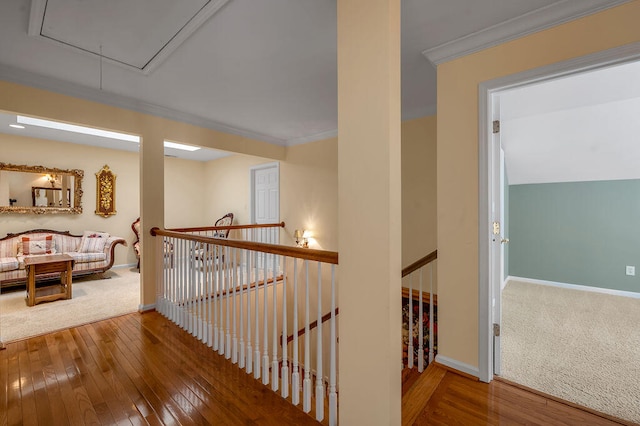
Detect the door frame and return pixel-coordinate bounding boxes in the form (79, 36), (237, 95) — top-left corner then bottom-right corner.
(477, 41), (640, 383)
(250, 161), (280, 224)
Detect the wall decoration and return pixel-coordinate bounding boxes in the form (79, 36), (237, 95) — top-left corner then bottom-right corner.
(95, 165), (116, 217)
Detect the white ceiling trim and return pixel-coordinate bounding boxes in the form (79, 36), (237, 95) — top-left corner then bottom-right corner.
(422, 0), (631, 66)
(0, 64), (287, 146)
(28, 0), (231, 75)
(286, 129), (338, 146)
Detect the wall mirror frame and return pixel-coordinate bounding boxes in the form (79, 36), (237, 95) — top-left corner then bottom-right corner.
(0, 162), (84, 214)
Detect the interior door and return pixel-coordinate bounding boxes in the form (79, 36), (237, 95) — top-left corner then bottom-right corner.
(251, 163), (280, 269)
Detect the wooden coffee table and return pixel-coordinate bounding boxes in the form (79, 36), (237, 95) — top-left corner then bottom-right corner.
(24, 254), (75, 307)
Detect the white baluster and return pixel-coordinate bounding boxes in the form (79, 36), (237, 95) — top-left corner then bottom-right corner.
(218, 247), (225, 355)
(271, 254), (279, 392)
(207, 244), (214, 347)
(281, 257), (289, 399)
(189, 240), (195, 336)
(262, 257), (269, 385)
(315, 262), (324, 422)
(197, 241), (203, 340)
(225, 246), (232, 359)
(246, 249), (252, 373)
(254, 250), (261, 380)
(181, 238), (187, 330)
(212, 244), (219, 351)
(232, 247), (238, 364)
(329, 265), (337, 426)
(303, 260), (311, 413)
(292, 259), (300, 405)
(429, 262), (435, 363)
(239, 249), (245, 368)
(418, 268), (424, 373)
(408, 274), (414, 369)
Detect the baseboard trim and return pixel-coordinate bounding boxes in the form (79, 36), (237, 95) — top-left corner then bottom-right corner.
(112, 263), (138, 270)
(434, 355), (479, 379)
(507, 276), (640, 299)
(138, 303), (156, 312)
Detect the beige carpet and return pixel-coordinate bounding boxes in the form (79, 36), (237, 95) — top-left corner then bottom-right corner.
(502, 280), (640, 424)
(0, 267), (140, 343)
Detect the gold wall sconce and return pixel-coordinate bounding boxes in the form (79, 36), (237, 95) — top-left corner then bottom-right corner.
(294, 229), (310, 248)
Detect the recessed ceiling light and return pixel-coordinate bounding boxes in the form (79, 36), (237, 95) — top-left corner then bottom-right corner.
(17, 115), (140, 142)
(164, 141), (200, 151)
(9, 124), (25, 129)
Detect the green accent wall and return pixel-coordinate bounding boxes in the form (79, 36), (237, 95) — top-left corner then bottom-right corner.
(508, 179), (640, 293)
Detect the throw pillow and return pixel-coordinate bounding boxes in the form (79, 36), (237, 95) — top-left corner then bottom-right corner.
(21, 235), (55, 255)
(79, 231), (109, 253)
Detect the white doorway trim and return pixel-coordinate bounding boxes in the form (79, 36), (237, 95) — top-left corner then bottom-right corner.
(477, 41), (640, 383)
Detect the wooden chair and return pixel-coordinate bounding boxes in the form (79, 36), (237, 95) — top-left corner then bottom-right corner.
(213, 212), (234, 237)
(132, 217), (141, 269)
(132, 217), (174, 270)
(194, 213), (234, 267)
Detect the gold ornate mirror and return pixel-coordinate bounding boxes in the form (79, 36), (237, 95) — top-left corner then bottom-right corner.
(0, 163), (83, 214)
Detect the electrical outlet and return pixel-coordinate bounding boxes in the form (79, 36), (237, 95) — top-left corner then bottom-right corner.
(626, 266), (635, 276)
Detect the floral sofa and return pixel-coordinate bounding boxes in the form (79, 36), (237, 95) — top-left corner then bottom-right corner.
(0, 229), (126, 288)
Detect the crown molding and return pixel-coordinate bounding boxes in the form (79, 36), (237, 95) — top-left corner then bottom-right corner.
(422, 0), (632, 66)
(28, 0), (231, 75)
(0, 64), (286, 146)
(284, 105), (438, 146)
(286, 128), (338, 146)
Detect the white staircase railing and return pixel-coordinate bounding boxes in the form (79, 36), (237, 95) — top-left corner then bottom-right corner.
(151, 225), (339, 424)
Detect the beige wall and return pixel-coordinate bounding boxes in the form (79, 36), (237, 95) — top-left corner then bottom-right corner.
(164, 157), (207, 228)
(281, 138), (339, 251)
(436, 1), (640, 368)
(402, 115), (437, 265)
(203, 153), (263, 227)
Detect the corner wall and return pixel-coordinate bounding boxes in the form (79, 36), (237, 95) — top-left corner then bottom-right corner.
(436, 1), (640, 368)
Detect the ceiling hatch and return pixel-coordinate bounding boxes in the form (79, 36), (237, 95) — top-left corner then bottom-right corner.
(28, 0), (230, 74)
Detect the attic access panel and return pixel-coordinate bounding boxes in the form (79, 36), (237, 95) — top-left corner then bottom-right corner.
(29, 0), (230, 74)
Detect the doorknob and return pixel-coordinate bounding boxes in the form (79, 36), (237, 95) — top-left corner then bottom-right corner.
(501, 238), (509, 244)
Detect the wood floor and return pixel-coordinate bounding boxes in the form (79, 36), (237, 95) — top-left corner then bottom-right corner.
(2, 311), (635, 425)
(0, 311), (320, 425)
(403, 364), (635, 426)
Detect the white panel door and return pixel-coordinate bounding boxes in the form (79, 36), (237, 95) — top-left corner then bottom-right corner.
(251, 163), (279, 268)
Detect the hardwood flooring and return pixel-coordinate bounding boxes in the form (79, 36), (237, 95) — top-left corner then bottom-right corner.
(0, 311), (319, 425)
(2, 311), (634, 425)
(405, 364), (634, 426)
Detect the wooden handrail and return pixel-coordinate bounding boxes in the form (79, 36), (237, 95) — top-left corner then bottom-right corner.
(168, 222), (286, 233)
(151, 227), (339, 264)
(282, 308), (339, 346)
(401, 249), (437, 277)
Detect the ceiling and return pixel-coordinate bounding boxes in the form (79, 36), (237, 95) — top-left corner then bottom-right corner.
(0, 0), (632, 165)
(501, 60), (640, 185)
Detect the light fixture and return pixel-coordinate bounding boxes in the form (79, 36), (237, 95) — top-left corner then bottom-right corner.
(45, 174), (57, 187)
(9, 124), (25, 129)
(164, 141), (201, 151)
(17, 115), (140, 142)
(294, 229), (310, 248)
